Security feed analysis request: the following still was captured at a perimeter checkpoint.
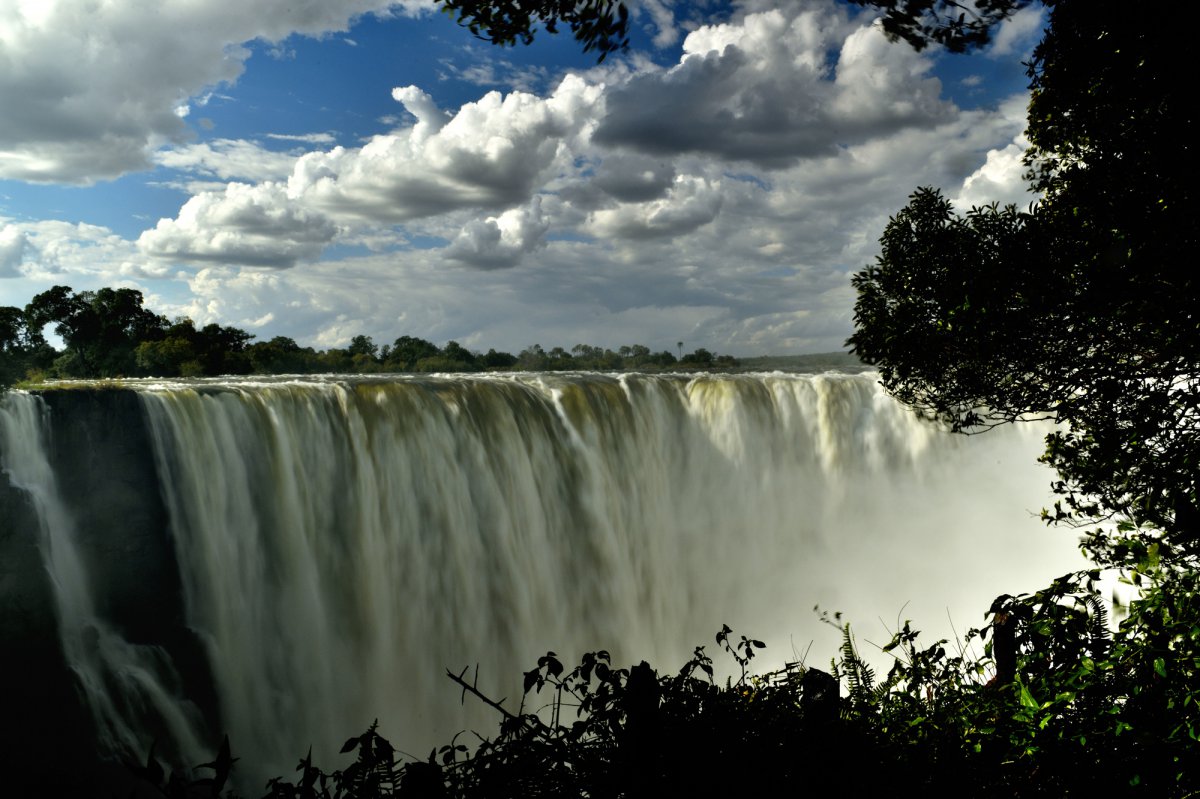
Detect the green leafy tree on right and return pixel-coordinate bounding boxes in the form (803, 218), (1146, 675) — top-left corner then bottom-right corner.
(848, 0), (1198, 569)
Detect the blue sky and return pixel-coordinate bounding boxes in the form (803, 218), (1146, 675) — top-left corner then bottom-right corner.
(0, 0), (1043, 355)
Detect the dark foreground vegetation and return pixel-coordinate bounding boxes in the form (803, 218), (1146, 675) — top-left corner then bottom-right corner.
(119, 580), (1199, 798)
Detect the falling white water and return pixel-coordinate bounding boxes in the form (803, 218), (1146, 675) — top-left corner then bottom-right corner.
(0, 391), (207, 767)
(126, 371), (1083, 784)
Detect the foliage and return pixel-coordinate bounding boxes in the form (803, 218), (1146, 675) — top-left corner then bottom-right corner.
(123, 570), (1200, 798)
(848, 0), (1200, 567)
(842, 1), (1200, 784)
(438, 0), (629, 62)
(850, 0), (1036, 53)
(25, 285), (167, 377)
(0, 285), (737, 386)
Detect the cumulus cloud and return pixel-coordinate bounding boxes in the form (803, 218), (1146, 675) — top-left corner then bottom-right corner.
(154, 139), (302, 183)
(138, 182), (338, 267)
(594, 4), (951, 168)
(989, 5), (1046, 57)
(587, 175), (723, 240)
(591, 153), (677, 202)
(139, 74), (604, 265)
(630, 0), (681, 48)
(437, 56), (553, 94)
(2, 0), (1042, 356)
(954, 136), (1034, 211)
(0, 0), (426, 184)
(0, 219), (148, 290)
(129, 3), (971, 277)
(829, 22), (952, 134)
(289, 78), (602, 222)
(266, 132), (339, 145)
(445, 198), (550, 268)
(0, 224), (27, 277)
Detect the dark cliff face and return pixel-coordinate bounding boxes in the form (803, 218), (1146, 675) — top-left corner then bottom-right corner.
(0, 438), (82, 793)
(0, 388), (218, 792)
(37, 389), (183, 640)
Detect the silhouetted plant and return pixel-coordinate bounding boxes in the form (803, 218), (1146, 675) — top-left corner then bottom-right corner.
(130, 565), (1200, 798)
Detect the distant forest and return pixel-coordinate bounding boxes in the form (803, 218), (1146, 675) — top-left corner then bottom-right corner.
(0, 285), (741, 385)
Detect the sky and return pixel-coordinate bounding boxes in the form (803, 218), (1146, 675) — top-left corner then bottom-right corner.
(0, 0), (1045, 356)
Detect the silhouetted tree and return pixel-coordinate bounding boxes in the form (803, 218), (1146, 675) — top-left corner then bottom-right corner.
(849, 0), (1199, 565)
(439, 0), (629, 61)
(848, 0), (1036, 53)
(248, 336), (319, 374)
(386, 335), (440, 371)
(25, 285), (167, 377)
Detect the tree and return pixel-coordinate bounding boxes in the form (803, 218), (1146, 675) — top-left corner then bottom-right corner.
(386, 335), (440, 371)
(248, 336), (318, 374)
(517, 344), (549, 370)
(347, 335), (382, 373)
(848, 1), (1035, 53)
(0, 305), (28, 387)
(481, 347), (519, 369)
(25, 285), (167, 377)
(848, 1), (1199, 566)
(135, 334), (200, 377)
(348, 335), (379, 360)
(439, 0), (629, 61)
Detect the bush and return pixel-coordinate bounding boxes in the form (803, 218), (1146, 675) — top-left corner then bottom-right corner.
(122, 565), (1200, 797)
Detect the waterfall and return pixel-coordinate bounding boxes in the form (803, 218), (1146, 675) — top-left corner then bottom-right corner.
(0, 391), (207, 769)
(1, 372), (1084, 786)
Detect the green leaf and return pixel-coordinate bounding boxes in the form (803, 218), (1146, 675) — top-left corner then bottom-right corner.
(1154, 657), (1167, 678)
(1019, 683), (1039, 711)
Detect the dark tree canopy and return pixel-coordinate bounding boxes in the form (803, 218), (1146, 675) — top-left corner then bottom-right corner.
(439, 0), (629, 60)
(0, 283), (727, 384)
(437, 0), (1036, 62)
(850, 0), (1037, 52)
(849, 0), (1199, 566)
(25, 286), (167, 378)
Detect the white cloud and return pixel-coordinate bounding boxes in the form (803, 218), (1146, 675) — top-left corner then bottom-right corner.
(951, 93), (1035, 210)
(590, 152), (677, 202)
(954, 135), (1034, 211)
(1, 1), (1042, 357)
(446, 198), (550, 268)
(989, 5), (1046, 57)
(0, 218), (146, 289)
(631, 0), (681, 48)
(829, 22), (952, 133)
(138, 182), (338, 268)
(289, 78), (602, 222)
(154, 140), (302, 182)
(0, 0), (427, 184)
(0, 224), (28, 277)
(437, 56), (552, 94)
(594, 5), (951, 168)
(135, 3), (982, 276)
(587, 175), (723, 240)
(266, 132), (339, 145)
(139, 75), (604, 257)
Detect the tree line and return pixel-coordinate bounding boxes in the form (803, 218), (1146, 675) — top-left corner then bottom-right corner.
(0, 285), (736, 386)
